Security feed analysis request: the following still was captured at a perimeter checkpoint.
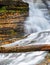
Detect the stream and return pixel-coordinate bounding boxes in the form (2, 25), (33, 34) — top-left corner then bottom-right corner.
(0, 0), (50, 65)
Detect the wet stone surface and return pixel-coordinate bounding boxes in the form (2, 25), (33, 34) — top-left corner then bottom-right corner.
(37, 52), (50, 65)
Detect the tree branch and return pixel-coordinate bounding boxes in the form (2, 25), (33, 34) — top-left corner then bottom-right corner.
(0, 44), (50, 53)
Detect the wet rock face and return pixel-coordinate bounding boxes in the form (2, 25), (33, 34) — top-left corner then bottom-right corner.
(0, 1), (29, 41)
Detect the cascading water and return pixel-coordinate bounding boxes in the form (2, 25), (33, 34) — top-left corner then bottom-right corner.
(0, 0), (50, 65)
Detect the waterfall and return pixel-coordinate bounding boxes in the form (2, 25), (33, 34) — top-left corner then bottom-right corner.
(24, 1), (50, 34)
(0, 0), (50, 65)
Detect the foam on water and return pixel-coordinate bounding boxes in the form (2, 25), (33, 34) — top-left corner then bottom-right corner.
(0, 0), (50, 65)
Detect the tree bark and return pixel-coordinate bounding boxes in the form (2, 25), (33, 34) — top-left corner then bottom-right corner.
(0, 44), (50, 53)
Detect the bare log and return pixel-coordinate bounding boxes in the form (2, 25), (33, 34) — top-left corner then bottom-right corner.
(0, 44), (50, 53)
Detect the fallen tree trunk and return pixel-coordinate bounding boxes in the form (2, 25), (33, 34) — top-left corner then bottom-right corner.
(0, 44), (50, 53)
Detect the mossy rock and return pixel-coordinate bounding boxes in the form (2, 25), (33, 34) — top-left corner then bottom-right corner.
(0, 1), (29, 42)
(0, 1), (29, 14)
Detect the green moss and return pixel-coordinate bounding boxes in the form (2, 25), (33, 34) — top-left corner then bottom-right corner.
(0, 5), (28, 14)
(0, 6), (7, 13)
(0, 6), (15, 13)
(10, 30), (16, 35)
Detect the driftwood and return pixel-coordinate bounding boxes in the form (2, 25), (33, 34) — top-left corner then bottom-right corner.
(0, 44), (50, 53)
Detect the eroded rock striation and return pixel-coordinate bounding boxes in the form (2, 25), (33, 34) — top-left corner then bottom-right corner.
(0, 0), (29, 43)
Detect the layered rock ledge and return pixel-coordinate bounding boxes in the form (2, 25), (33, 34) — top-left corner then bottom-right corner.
(0, 1), (29, 44)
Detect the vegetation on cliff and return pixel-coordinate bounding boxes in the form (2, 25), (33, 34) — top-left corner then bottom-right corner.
(0, 0), (29, 14)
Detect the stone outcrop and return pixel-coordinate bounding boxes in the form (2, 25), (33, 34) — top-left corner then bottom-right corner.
(0, 1), (29, 43)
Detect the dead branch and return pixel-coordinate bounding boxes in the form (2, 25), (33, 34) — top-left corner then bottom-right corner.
(0, 44), (50, 53)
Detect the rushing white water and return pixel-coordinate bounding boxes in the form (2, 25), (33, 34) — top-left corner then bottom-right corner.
(0, 0), (50, 65)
